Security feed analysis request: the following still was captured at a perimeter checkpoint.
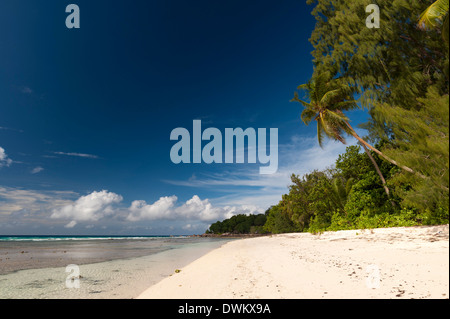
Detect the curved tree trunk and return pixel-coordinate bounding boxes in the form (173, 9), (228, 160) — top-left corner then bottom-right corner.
(360, 143), (397, 207)
(344, 121), (428, 179)
(344, 120), (449, 192)
(360, 143), (389, 196)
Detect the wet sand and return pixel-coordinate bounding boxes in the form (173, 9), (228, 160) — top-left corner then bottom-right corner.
(0, 238), (231, 298)
(0, 237), (221, 275)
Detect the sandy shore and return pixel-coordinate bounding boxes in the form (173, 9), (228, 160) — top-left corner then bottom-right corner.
(138, 225), (449, 299)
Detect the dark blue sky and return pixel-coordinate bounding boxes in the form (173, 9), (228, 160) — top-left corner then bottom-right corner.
(0, 0), (369, 235)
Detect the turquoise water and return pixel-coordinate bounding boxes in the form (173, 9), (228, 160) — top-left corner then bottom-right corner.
(0, 236), (227, 275)
(0, 235), (185, 241)
(0, 237), (231, 298)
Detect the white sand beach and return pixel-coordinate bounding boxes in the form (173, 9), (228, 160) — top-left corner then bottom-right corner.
(138, 225), (449, 299)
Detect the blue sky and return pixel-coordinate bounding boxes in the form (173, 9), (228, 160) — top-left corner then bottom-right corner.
(0, 0), (369, 235)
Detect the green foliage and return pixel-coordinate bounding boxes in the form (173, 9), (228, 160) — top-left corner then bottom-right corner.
(335, 145), (373, 179)
(308, 0), (448, 110)
(287, 0), (449, 233)
(344, 170), (395, 218)
(377, 87), (449, 213)
(327, 176), (354, 212)
(265, 142), (447, 234)
(208, 0), (449, 235)
(418, 0), (449, 43)
(291, 71), (358, 147)
(263, 205), (300, 234)
(327, 209), (420, 231)
(206, 214), (268, 234)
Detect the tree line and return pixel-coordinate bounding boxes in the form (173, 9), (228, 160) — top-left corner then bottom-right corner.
(206, 213), (268, 234)
(206, 0), (449, 235)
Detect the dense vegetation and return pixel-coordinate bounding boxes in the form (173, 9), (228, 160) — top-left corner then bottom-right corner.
(264, 144), (448, 234)
(206, 213), (268, 234)
(206, 0), (449, 235)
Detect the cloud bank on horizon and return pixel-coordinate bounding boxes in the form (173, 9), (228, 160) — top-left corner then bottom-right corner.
(0, 135), (360, 234)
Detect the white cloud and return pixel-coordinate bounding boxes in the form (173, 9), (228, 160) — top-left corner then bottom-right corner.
(21, 86), (33, 94)
(0, 187), (77, 213)
(53, 151), (99, 159)
(126, 195), (263, 222)
(163, 135), (360, 210)
(64, 220), (77, 228)
(0, 147), (13, 168)
(0, 187), (79, 231)
(0, 127), (367, 232)
(51, 190), (123, 224)
(177, 195), (219, 221)
(1, 185), (263, 230)
(0, 126), (24, 133)
(127, 196), (177, 221)
(31, 166), (44, 174)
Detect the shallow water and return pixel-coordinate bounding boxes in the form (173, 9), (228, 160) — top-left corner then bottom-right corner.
(0, 237), (231, 299)
(0, 236), (193, 275)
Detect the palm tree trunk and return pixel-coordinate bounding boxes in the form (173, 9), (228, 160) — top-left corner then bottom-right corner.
(345, 121), (449, 192)
(360, 143), (389, 196)
(360, 143), (397, 207)
(343, 121), (428, 179)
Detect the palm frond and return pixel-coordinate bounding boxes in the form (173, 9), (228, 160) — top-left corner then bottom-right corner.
(320, 88), (342, 105)
(327, 110), (353, 138)
(333, 100), (359, 111)
(291, 93), (312, 105)
(331, 125), (347, 144)
(326, 110), (349, 123)
(296, 83), (310, 91)
(418, 0), (449, 29)
(345, 178), (355, 195)
(312, 72), (332, 102)
(300, 107), (318, 125)
(359, 88), (381, 110)
(319, 113), (337, 141)
(295, 72), (360, 148)
(443, 12), (449, 42)
(292, 83), (312, 105)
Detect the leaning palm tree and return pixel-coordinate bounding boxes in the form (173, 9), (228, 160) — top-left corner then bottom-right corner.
(291, 72), (429, 197)
(418, 0), (449, 44)
(292, 72), (356, 148)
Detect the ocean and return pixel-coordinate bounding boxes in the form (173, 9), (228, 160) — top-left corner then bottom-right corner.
(0, 235), (232, 298)
(0, 235), (175, 241)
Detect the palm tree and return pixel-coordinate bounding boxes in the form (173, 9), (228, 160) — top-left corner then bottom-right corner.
(291, 72), (429, 197)
(292, 72), (356, 149)
(329, 177), (355, 213)
(418, 0), (449, 44)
